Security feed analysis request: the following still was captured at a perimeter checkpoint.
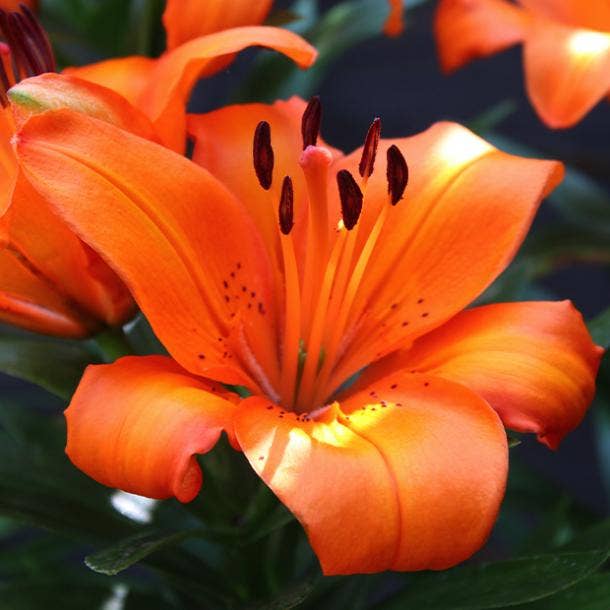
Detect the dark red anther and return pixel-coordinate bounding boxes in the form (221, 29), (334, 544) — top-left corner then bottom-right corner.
(0, 4), (56, 97)
(279, 176), (294, 235)
(301, 95), (322, 149)
(386, 144), (408, 205)
(358, 117), (381, 178)
(253, 121), (274, 190)
(10, 12), (44, 76)
(337, 169), (363, 230)
(18, 4), (56, 73)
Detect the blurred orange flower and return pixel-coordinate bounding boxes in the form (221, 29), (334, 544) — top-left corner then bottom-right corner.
(0, 6), (135, 336)
(15, 97), (601, 573)
(435, 0), (610, 128)
(162, 0), (405, 48)
(384, 0), (405, 36)
(0, 4), (316, 337)
(0, 0), (36, 10)
(66, 3), (318, 153)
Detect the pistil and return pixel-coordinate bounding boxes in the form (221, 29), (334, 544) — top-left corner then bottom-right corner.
(299, 144), (333, 338)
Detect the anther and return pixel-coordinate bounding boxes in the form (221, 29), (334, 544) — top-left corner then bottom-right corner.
(359, 117), (381, 179)
(10, 12), (44, 76)
(386, 144), (409, 205)
(19, 4), (55, 73)
(279, 176), (294, 235)
(301, 96), (322, 149)
(253, 121), (274, 190)
(337, 169), (363, 230)
(0, 4), (56, 92)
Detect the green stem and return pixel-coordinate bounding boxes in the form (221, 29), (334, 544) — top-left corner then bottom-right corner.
(94, 327), (134, 362)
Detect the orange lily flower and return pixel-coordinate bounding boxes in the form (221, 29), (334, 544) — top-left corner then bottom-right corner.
(65, 4), (317, 153)
(435, 0), (610, 128)
(161, 0), (405, 49)
(15, 98), (601, 574)
(0, 1), (35, 10)
(0, 4), (316, 337)
(0, 5), (137, 336)
(385, 0), (405, 36)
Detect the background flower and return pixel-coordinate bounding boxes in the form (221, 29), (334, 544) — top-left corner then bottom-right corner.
(435, 0), (610, 128)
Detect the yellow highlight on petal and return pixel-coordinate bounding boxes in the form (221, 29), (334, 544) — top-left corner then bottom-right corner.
(436, 126), (490, 168)
(568, 30), (610, 58)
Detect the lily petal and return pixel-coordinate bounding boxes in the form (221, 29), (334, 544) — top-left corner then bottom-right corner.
(384, 0), (405, 37)
(0, 246), (93, 337)
(66, 356), (236, 502)
(236, 376), (507, 574)
(0, 0), (36, 8)
(15, 109), (277, 388)
(519, 1), (610, 31)
(68, 27), (317, 152)
(64, 56), (156, 111)
(382, 301), (603, 449)
(163, 0), (273, 49)
(8, 73), (158, 142)
(0, 176), (133, 336)
(524, 18), (610, 128)
(0, 106), (17, 216)
(435, 0), (528, 72)
(329, 123), (563, 388)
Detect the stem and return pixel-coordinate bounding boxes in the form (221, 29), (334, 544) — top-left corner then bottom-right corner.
(94, 326), (134, 362)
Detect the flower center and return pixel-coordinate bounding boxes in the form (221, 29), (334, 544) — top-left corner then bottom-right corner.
(0, 4), (55, 107)
(252, 99), (408, 413)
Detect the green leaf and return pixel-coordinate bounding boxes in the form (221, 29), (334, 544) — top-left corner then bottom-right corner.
(236, 0), (422, 102)
(0, 583), (109, 610)
(250, 577), (317, 610)
(84, 529), (238, 608)
(563, 516), (610, 553)
(374, 551), (608, 610)
(467, 100), (518, 133)
(511, 573), (610, 610)
(0, 333), (99, 399)
(0, 403), (135, 541)
(589, 308), (610, 348)
(124, 314), (167, 356)
(85, 529), (196, 576)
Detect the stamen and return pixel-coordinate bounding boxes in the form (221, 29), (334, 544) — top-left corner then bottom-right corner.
(387, 144), (409, 205)
(337, 169), (363, 230)
(19, 3), (56, 73)
(9, 12), (44, 76)
(312, 202), (390, 406)
(295, 229), (347, 411)
(253, 120), (274, 190)
(359, 117), (381, 179)
(301, 96), (322, 149)
(277, 175), (301, 406)
(278, 175), (294, 235)
(0, 4), (56, 92)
